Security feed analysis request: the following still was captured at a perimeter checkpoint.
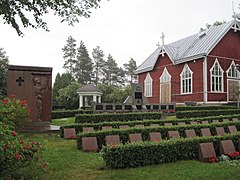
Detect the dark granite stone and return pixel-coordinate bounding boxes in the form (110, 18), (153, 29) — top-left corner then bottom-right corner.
(220, 140), (236, 155)
(149, 132), (162, 142)
(129, 133), (142, 143)
(200, 128), (212, 137)
(168, 131), (180, 139)
(185, 129), (196, 138)
(105, 135), (121, 146)
(198, 142), (216, 163)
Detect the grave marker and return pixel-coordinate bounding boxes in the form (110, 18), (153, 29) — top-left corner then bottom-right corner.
(168, 131), (180, 139)
(178, 122), (186, 126)
(212, 120), (219, 123)
(215, 127), (225, 136)
(232, 118), (238, 122)
(82, 137), (98, 152)
(102, 126), (113, 130)
(135, 124), (144, 128)
(129, 133), (142, 143)
(228, 126), (237, 133)
(105, 135), (121, 146)
(220, 140), (236, 155)
(64, 128), (76, 139)
(82, 127), (94, 132)
(190, 121), (198, 125)
(198, 142), (216, 163)
(200, 128), (212, 137)
(149, 132), (162, 142)
(201, 121), (209, 124)
(119, 125), (129, 129)
(164, 123), (173, 126)
(222, 119), (229, 122)
(150, 124), (159, 127)
(185, 129), (196, 138)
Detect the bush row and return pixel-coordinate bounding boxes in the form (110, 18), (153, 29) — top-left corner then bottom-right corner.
(75, 112), (161, 124)
(175, 105), (237, 111)
(52, 109), (93, 119)
(101, 132), (240, 169)
(76, 121), (240, 150)
(176, 109), (240, 119)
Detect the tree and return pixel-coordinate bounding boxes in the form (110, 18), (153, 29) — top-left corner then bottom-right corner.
(200, 20), (226, 32)
(123, 58), (137, 84)
(92, 46), (105, 85)
(0, 48), (9, 96)
(75, 41), (93, 84)
(0, 0), (103, 36)
(102, 54), (119, 85)
(62, 36), (77, 77)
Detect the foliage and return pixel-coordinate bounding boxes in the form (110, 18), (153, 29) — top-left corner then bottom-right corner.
(0, 48), (9, 97)
(52, 109), (93, 119)
(176, 106), (237, 111)
(0, 0), (103, 36)
(200, 20), (226, 32)
(58, 81), (82, 109)
(101, 133), (240, 169)
(75, 112), (161, 124)
(123, 58), (138, 84)
(92, 46), (105, 85)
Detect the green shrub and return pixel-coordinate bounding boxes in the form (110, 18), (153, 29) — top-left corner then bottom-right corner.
(176, 106), (237, 111)
(75, 112), (161, 124)
(176, 109), (240, 119)
(76, 121), (240, 150)
(52, 109), (93, 119)
(101, 133), (240, 169)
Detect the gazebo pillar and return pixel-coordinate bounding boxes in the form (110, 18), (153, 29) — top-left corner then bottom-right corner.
(85, 96), (88, 106)
(99, 96), (101, 103)
(93, 95), (97, 103)
(79, 95), (83, 108)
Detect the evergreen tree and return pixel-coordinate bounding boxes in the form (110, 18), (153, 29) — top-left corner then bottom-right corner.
(92, 46), (105, 85)
(123, 58), (137, 84)
(0, 48), (9, 96)
(102, 54), (119, 85)
(62, 36), (77, 77)
(75, 41), (93, 84)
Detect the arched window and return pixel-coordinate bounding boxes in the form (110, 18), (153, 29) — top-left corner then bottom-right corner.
(144, 73), (153, 97)
(160, 67), (171, 83)
(227, 61), (238, 78)
(180, 64), (193, 94)
(210, 59), (223, 92)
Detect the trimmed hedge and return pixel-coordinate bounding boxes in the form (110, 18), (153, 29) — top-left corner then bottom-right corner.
(76, 121), (240, 150)
(52, 109), (93, 119)
(60, 114), (240, 137)
(75, 112), (161, 124)
(176, 106), (237, 111)
(101, 132), (240, 169)
(176, 109), (240, 119)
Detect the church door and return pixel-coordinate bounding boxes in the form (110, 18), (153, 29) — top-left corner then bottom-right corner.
(160, 68), (171, 103)
(228, 80), (238, 101)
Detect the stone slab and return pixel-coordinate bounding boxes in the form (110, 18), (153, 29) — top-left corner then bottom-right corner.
(149, 132), (162, 142)
(232, 118), (238, 122)
(135, 124), (144, 128)
(185, 129), (196, 138)
(228, 126), (237, 133)
(198, 142), (216, 163)
(150, 124), (159, 127)
(201, 128), (212, 137)
(190, 121), (198, 125)
(215, 127), (225, 136)
(164, 123), (173, 127)
(212, 120), (219, 123)
(105, 135), (121, 146)
(82, 137), (98, 152)
(222, 119), (229, 122)
(119, 125), (129, 129)
(168, 131), (180, 139)
(82, 127), (94, 132)
(220, 140), (236, 155)
(201, 121), (209, 124)
(178, 122), (186, 126)
(129, 133), (142, 143)
(63, 128), (76, 139)
(102, 126), (113, 130)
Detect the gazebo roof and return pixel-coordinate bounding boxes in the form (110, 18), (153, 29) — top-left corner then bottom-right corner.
(76, 84), (103, 95)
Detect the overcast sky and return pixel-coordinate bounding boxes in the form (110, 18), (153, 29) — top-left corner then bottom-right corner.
(1, 0), (239, 81)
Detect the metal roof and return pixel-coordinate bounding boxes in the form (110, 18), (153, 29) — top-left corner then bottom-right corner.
(76, 84), (102, 94)
(135, 20), (240, 74)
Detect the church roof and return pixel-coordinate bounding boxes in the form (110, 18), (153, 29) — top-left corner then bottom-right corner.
(76, 84), (102, 94)
(136, 20), (240, 74)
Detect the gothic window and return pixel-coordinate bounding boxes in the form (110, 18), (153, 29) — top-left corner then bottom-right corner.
(160, 67), (171, 83)
(181, 64), (193, 94)
(210, 59), (223, 92)
(227, 61), (239, 78)
(144, 73), (153, 97)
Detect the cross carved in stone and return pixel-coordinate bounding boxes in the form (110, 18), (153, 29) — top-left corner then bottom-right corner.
(16, 77), (24, 86)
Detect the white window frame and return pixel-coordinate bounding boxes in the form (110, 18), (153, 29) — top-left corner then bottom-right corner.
(160, 67), (171, 83)
(144, 73), (153, 97)
(227, 61), (239, 79)
(210, 58), (224, 92)
(180, 64), (193, 94)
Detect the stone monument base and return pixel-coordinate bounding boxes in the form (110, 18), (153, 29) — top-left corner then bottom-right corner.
(19, 122), (59, 133)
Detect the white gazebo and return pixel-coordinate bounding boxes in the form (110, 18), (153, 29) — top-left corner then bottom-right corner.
(76, 84), (103, 109)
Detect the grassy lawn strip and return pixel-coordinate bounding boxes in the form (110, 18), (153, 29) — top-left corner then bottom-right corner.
(51, 117), (75, 126)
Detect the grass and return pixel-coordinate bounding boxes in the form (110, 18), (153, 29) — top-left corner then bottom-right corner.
(51, 117), (75, 126)
(9, 133), (240, 180)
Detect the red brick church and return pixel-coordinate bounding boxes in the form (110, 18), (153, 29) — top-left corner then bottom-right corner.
(135, 19), (240, 105)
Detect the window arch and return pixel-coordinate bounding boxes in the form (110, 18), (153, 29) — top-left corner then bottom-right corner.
(227, 61), (239, 78)
(160, 67), (171, 83)
(180, 64), (193, 94)
(210, 58), (223, 92)
(144, 73), (153, 97)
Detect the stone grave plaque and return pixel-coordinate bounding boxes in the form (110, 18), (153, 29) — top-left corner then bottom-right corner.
(135, 124), (144, 128)
(201, 121), (209, 124)
(82, 137), (98, 152)
(96, 105), (104, 110)
(222, 119), (229, 122)
(64, 128), (76, 139)
(220, 140), (236, 155)
(119, 125), (129, 129)
(215, 127), (225, 136)
(185, 129), (196, 138)
(198, 142), (216, 163)
(149, 132), (162, 142)
(105, 135), (120, 146)
(178, 122), (186, 126)
(82, 127), (94, 132)
(129, 133), (142, 143)
(212, 120), (219, 123)
(102, 126), (113, 130)
(232, 118), (238, 122)
(164, 123), (173, 127)
(200, 128), (212, 137)
(228, 126), (237, 133)
(190, 121), (198, 125)
(150, 124), (159, 127)
(168, 131), (180, 139)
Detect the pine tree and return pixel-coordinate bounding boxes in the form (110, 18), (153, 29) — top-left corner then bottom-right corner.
(62, 36), (77, 77)
(123, 58), (137, 84)
(92, 46), (105, 85)
(0, 48), (9, 96)
(75, 41), (93, 84)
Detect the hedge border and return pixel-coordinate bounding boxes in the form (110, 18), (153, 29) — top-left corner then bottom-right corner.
(52, 109), (93, 119)
(175, 106), (237, 111)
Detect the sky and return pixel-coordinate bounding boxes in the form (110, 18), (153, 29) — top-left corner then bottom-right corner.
(0, 0), (240, 82)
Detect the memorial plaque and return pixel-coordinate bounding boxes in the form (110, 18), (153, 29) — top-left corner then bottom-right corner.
(115, 105), (123, 110)
(106, 105), (113, 110)
(178, 122), (186, 126)
(119, 125), (129, 129)
(201, 121), (209, 124)
(129, 133), (142, 143)
(150, 124), (159, 127)
(82, 137), (98, 152)
(96, 105), (103, 110)
(232, 118), (238, 122)
(168, 131), (180, 139)
(220, 140), (236, 155)
(190, 121), (198, 125)
(82, 127), (94, 132)
(212, 120), (219, 123)
(215, 127), (225, 136)
(135, 124), (144, 128)
(222, 119), (229, 122)
(228, 126), (237, 133)
(198, 142), (216, 163)
(149, 132), (162, 142)
(200, 128), (212, 137)
(102, 126), (113, 130)
(64, 128), (76, 139)
(185, 129), (196, 138)
(105, 135), (121, 146)
(164, 123), (173, 127)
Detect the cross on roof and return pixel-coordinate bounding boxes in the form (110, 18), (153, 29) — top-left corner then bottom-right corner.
(160, 32), (165, 46)
(16, 77), (24, 86)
